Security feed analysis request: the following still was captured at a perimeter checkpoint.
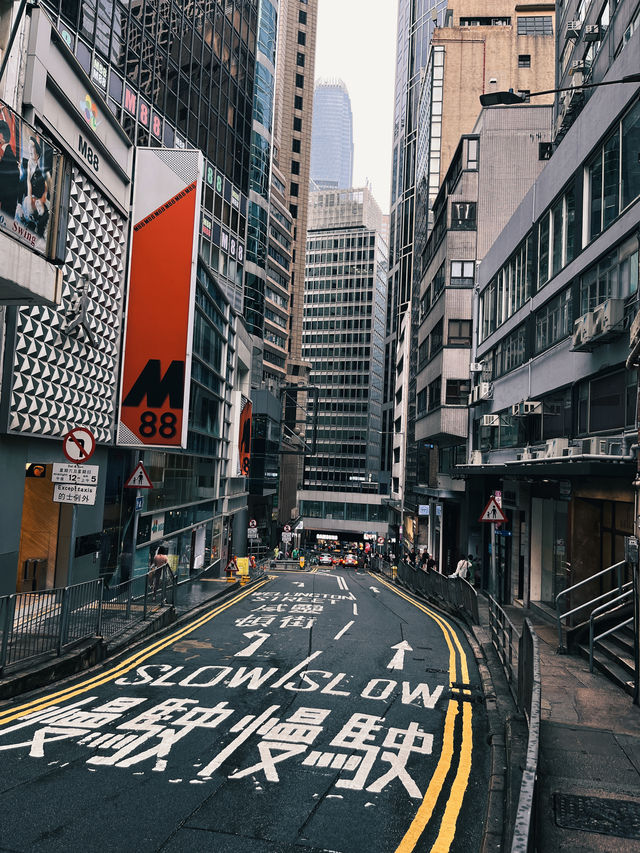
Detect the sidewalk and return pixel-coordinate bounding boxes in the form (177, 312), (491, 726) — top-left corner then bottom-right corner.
(502, 604), (640, 852)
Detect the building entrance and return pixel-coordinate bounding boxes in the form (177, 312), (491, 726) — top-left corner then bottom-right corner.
(16, 465), (62, 592)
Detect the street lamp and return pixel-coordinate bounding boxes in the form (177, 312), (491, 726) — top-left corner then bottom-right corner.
(479, 73), (640, 106)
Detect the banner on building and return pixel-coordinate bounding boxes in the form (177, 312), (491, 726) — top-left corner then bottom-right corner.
(238, 396), (252, 476)
(118, 148), (203, 448)
(0, 99), (64, 259)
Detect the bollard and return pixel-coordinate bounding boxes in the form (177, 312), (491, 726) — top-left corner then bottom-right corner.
(392, 564), (398, 580)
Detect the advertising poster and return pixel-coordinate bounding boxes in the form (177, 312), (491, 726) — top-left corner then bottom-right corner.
(0, 100), (61, 257)
(118, 148), (203, 448)
(238, 396), (252, 476)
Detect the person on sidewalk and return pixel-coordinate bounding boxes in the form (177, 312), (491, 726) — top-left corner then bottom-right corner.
(149, 546), (170, 598)
(450, 554), (472, 580)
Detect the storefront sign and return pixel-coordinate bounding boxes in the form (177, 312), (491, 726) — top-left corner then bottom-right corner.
(150, 513), (165, 541)
(418, 505), (429, 516)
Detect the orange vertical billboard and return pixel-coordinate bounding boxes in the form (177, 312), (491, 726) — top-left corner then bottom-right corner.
(238, 397), (252, 476)
(118, 149), (203, 448)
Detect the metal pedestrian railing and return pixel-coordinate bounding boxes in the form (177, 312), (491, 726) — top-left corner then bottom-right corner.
(376, 557), (480, 624)
(555, 559), (627, 651)
(488, 597), (541, 853)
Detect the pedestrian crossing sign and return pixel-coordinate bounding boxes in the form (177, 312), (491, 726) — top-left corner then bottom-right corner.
(125, 461), (153, 489)
(479, 496), (507, 523)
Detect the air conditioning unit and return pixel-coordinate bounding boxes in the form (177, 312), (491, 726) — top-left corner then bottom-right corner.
(545, 438), (570, 458)
(482, 414), (500, 427)
(562, 444), (583, 457)
(520, 447), (538, 461)
(470, 450), (483, 465)
(512, 401), (542, 416)
(571, 312), (594, 351)
(470, 362), (484, 373)
(565, 20), (581, 39)
(591, 298), (625, 340)
(583, 24), (602, 41)
(582, 437), (608, 455)
(607, 439), (624, 456)
(570, 60), (585, 75)
(477, 382), (492, 401)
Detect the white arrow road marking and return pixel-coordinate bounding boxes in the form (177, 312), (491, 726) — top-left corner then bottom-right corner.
(293, 582), (305, 587)
(369, 586), (380, 594)
(334, 620), (354, 640)
(386, 640), (413, 671)
(235, 631), (271, 657)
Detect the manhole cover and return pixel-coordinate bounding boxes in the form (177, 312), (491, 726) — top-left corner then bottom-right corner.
(554, 792), (640, 839)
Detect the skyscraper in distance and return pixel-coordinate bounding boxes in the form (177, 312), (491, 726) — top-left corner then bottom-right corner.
(310, 79), (354, 190)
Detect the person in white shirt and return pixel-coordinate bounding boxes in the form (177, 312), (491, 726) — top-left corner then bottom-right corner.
(450, 554), (472, 579)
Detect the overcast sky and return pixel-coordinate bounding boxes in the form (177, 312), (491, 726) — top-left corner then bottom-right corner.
(313, 0), (399, 214)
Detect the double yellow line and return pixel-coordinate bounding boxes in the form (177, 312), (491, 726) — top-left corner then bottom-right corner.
(0, 578), (270, 727)
(372, 575), (474, 853)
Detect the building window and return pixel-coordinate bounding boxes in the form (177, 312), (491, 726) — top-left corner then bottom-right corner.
(293, 116), (302, 131)
(466, 138), (479, 170)
(579, 236), (639, 314)
(535, 288), (573, 352)
(299, 10), (307, 24)
(445, 380), (470, 405)
(297, 31), (306, 45)
(295, 73), (304, 88)
(430, 319), (443, 357)
(296, 52), (305, 67)
(417, 388), (427, 416)
(292, 138), (301, 153)
(517, 16), (553, 35)
(291, 159), (300, 175)
(448, 319), (472, 346)
(622, 99), (640, 211)
(428, 377), (442, 411)
(289, 203), (298, 218)
(294, 95), (303, 110)
(518, 54), (531, 67)
(450, 201), (476, 230)
(450, 260), (474, 286)
(290, 182), (299, 197)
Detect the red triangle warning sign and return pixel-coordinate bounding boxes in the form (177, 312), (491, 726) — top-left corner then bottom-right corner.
(125, 461), (153, 489)
(479, 496), (507, 523)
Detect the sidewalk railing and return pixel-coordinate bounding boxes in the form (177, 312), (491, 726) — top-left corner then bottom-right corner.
(375, 557), (479, 624)
(489, 597), (541, 853)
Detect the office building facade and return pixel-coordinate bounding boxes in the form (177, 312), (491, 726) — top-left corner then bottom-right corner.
(298, 188), (389, 544)
(309, 79), (354, 190)
(462, 10), (640, 608)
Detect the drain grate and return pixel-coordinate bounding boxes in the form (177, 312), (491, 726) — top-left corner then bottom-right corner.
(554, 792), (640, 839)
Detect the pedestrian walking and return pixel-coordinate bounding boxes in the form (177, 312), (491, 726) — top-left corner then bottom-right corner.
(149, 546), (170, 598)
(450, 554), (472, 580)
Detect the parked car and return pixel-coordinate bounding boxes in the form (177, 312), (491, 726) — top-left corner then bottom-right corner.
(344, 553), (358, 567)
(319, 553), (334, 566)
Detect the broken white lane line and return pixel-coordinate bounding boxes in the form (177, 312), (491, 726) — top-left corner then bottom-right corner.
(353, 603), (358, 616)
(333, 620), (354, 641)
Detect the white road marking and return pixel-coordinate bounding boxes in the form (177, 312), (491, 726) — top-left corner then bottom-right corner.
(369, 586), (380, 594)
(234, 631), (271, 657)
(334, 620), (354, 640)
(386, 641), (413, 671)
(353, 603), (358, 616)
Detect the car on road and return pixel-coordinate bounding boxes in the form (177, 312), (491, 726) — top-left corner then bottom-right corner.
(318, 553), (334, 566)
(344, 553), (359, 567)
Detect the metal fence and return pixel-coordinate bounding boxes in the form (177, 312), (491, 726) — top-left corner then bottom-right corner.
(488, 597), (542, 853)
(0, 557), (270, 677)
(375, 557), (480, 624)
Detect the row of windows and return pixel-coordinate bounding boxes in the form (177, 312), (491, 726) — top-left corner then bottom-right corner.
(303, 319), (373, 331)
(303, 348), (371, 361)
(304, 291), (374, 304)
(305, 279), (374, 291)
(309, 235), (375, 251)
(308, 250), (375, 264)
(478, 369), (637, 450)
(306, 264), (375, 278)
(300, 502), (387, 522)
(303, 332), (372, 344)
(481, 98), (640, 340)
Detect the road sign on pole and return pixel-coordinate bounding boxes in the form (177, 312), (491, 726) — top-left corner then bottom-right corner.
(62, 427), (96, 464)
(478, 496), (507, 524)
(125, 461), (153, 489)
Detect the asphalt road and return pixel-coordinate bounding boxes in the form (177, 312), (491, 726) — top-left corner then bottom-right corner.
(0, 569), (490, 853)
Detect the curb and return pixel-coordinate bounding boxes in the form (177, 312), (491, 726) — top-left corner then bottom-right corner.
(0, 573), (268, 704)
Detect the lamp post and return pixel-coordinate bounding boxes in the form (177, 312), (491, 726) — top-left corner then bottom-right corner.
(479, 73), (640, 106)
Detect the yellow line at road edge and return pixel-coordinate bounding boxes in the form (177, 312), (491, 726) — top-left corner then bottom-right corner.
(0, 578), (271, 726)
(373, 575), (474, 853)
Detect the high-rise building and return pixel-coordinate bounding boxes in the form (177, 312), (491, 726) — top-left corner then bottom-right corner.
(386, 0), (447, 550)
(310, 79), (354, 190)
(298, 187), (389, 544)
(273, 0), (319, 524)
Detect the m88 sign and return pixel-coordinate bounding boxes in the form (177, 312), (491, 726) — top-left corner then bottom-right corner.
(118, 149), (203, 448)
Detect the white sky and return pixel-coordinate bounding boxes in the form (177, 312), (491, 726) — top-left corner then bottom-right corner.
(313, 0), (399, 214)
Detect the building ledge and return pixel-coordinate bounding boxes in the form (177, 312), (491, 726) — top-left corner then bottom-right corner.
(0, 232), (62, 306)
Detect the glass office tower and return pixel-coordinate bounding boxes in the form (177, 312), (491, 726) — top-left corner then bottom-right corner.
(310, 79), (354, 190)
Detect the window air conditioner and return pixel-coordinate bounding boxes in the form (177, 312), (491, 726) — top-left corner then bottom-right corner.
(571, 312), (593, 350)
(591, 298), (625, 340)
(545, 438), (570, 458)
(469, 362), (484, 373)
(570, 60), (585, 75)
(520, 447), (538, 460)
(512, 401), (541, 416)
(481, 414), (500, 427)
(565, 20), (581, 39)
(582, 437), (608, 455)
(470, 450), (483, 465)
(477, 382), (492, 401)
(583, 24), (602, 41)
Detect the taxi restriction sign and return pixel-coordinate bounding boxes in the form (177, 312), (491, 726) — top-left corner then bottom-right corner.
(479, 496), (507, 524)
(62, 427), (96, 464)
